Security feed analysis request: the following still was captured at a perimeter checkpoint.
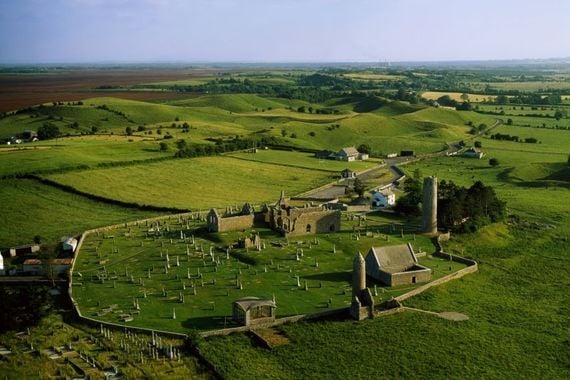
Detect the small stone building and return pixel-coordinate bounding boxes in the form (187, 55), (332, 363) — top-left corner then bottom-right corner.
(463, 147), (484, 159)
(341, 168), (357, 179)
(232, 297), (276, 326)
(365, 243), (431, 286)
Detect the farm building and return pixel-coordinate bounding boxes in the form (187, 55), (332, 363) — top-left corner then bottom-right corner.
(463, 147), (484, 159)
(62, 237), (78, 253)
(335, 147), (369, 162)
(341, 168), (357, 179)
(365, 243), (431, 286)
(232, 297), (276, 326)
(371, 189), (396, 208)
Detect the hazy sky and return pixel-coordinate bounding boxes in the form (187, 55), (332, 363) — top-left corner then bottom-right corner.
(0, 0), (569, 63)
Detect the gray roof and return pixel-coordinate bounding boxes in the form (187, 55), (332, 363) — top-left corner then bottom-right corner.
(367, 243), (416, 274)
(338, 147), (359, 156)
(233, 297), (276, 311)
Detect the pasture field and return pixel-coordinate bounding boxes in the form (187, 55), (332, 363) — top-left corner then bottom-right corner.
(471, 80), (570, 92)
(0, 136), (169, 177)
(476, 103), (570, 117)
(72, 213), (461, 332)
(228, 149), (381, 172)
(45, 156), (336, 210)
(0, 179), (161, 247)
(343, 73), (404, 80)
(421, 91), (495, 103)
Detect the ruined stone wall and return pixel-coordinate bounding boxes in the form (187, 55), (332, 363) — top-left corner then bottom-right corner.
(287, 210), (341, 237)
(395, 253), (478, 303)
(390, 268), (431, 287)
(217, 214), (255, 233)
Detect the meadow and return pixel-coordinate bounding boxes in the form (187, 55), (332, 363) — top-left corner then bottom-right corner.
(0, 179), (161, 247)
(228, 149), (380, 172)
(45, 156), (335, 210)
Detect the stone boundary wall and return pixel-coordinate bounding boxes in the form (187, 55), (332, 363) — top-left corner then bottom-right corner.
(394, 252), (478, 303)
(199, 307), (348, 338)
(68, 207), (477, 342)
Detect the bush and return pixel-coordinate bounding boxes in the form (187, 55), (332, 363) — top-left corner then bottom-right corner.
(489, 158), (499, 167)
(159, 142), (169, 151)
(37, 122), (61, 140)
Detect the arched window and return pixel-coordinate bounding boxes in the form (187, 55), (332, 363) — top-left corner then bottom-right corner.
(329, 224), (335, 232)
(306, 224), (312, 233)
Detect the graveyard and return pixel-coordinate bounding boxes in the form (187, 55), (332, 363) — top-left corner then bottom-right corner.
(72, 211), (467, 332)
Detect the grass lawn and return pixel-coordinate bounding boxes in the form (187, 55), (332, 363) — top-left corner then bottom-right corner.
(0, 135), (169, 177)
(228, 149), (380, 173)
(45, 156), (336, 210)
(0, 179), (162, 247)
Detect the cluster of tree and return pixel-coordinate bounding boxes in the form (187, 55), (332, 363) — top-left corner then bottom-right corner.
(174, 136), (282, 158)
(435, 95), (472, 111)
(438, 180), (506, 232)
(467, 122), (488, 135)
(0, 286), (53, 332)
(495, 93), (563, 105)
(490, 133), (539, 143)
(96, 104), (133, 123)
(392, 88), (420, 104)
(37, 122), (61, 140)
(394, 177), (423, 216)
(395, 177), (506, 232)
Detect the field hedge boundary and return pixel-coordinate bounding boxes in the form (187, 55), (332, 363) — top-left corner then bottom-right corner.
(26, 174), (190, 213)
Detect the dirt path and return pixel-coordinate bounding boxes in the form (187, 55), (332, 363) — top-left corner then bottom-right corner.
(403, 306), (469, 321)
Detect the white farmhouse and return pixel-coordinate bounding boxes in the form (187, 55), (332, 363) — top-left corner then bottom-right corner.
(371, 189), (396, 208)
(336, 147), (368, 162)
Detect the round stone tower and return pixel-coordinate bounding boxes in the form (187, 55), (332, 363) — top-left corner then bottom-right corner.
(352, 252), (366, 299)
(422, 176), (438, 234)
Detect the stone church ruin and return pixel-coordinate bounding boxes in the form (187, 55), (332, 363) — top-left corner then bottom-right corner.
(207, 191), (341, 237)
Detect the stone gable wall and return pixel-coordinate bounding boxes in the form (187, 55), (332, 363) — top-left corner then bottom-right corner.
(217, 214), (255, 233)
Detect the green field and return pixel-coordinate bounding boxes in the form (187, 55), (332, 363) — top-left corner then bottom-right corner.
(0, 179), (161, 247)
(229, 149), (380, 172)
(45, 156), (335, 210)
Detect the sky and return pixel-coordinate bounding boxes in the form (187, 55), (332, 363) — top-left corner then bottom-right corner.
(0, 0), (569, 63)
